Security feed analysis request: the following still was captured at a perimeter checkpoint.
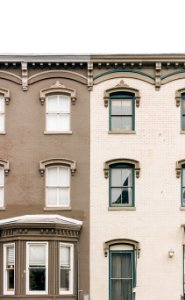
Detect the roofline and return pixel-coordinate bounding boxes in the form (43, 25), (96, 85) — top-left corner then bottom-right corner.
(1, 54), (185, 63)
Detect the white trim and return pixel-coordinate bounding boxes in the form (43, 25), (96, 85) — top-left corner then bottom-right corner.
(3, 243), (15, 295)
(59, 243), (74, 295)
(26, 242), (48, 295)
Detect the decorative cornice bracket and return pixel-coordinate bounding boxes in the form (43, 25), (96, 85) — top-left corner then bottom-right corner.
(21, 62), (28, 91)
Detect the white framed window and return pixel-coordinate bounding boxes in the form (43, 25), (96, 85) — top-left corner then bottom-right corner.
(46, 94), (70, 132)
(0, 166), (4, 207)
(46, 165), (70, 207)
(0, 94), (5, 132)
(3, 243), (15, 295)
(26, 242), (48, 295)
(59, 243), (74, 294)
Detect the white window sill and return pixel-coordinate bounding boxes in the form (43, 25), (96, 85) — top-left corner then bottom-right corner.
(44, 131), (72, 135)
(44, 207), (72, 211)
(108, 207), (136, 211)
(108, 130), (136, 134)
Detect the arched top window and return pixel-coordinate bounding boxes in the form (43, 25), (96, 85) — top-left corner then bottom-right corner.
(39, 158), (76, 176)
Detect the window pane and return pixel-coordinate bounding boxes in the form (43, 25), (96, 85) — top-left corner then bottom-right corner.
(58, 167), (69, 186)
(0, 96), (4, 112)
(29, 268), (45, 291)
(112, 101), (122, 115)
(121, 100), (132, 115)
(111, 188), (132, 205)
(57, 114), (70, 131)
(58, 95), (70, 112)
(58, 188), (70, 206)
(0, 114), (4, 131)
(60, 269), (69, 291)
(7, 269), (14, 290)
(46, 114), (57, 131)
(182, 188), (185, 206)
(182, 116), (185, 131)
(111, 169), (122, 186)
(0, 187), (4, 206)
(47, 167), (58, 186)
(60, 246), (70, 266)
(182, 99), (185, 115)
(47, 96), (58, 112)
(111, 116), (132, 130)
(0, 167), (4, 185)
(46, 187), (57, 206)
(29, 244), (46, 265)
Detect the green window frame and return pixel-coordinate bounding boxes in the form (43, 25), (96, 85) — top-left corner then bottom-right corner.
(109, 163), (135, 207)
(181, 93), (185, 131)
(109, 250), (136, 300)
(181, 164), (185, 207)
(109, 92), (135, 131)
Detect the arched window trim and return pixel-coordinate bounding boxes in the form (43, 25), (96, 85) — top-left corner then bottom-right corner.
(39, 158), (76, 176)
(104, 238), (140, 258)
(103, 80), (140, 107)
(104, 158), (140, 179)
(175, 88), (185, 107)
(39, 81), (77, 105)
(0, 88), (10, 105)
(0, 159), (10, 175)
(176, 159), (185, 178)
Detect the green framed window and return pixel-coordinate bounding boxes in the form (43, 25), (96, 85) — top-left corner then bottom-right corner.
(181, 93), (185, 131)
(109, 250), (136, 300)
(109, 164), (134, 207)
(182, 164), (185, 207)
(109, 92), (135, 131)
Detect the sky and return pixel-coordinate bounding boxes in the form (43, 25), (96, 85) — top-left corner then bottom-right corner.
(1, 0), (185, 54)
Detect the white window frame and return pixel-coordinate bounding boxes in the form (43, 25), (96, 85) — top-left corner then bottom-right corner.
(3, 243), (15, 295)
(26, 242), (48, 295)
(0, 94), (5, 133)
(45, 94), (71, 133)
(59, 243), (74, 295)
(0, 166), (4, 207)
(46, 165), (70, 208)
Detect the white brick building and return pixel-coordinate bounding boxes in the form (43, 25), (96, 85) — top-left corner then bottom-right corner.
(90, 55), (185, 300)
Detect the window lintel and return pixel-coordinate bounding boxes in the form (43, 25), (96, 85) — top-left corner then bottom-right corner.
(104, 238), (140, 258)
(0, 88), (10, 105)
(104, 80), (140, 107)
(0, 159), (10, 175)
(175, 88), (185, 107)
(40, 81), (77, 105)
(39, 158), (76, 176)
(104, 158), (140, 179)
(176, 160), (185, 178)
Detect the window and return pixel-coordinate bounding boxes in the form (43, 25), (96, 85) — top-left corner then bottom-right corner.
(109, 248), (136, 300)
(59, 243), (74, 294)
(109, 92), (135, 131)
(46, 166), (70, 207)
(0, 94), (5, 132)
(26, 242), (48, 294)
(182, 164), (185, 206)
(110, 164), (134, 207)
(0, 166), (4, 207)
(181, 93), (185, 130)
(46, 94), (70, 132)
(3, 243), (15, 295)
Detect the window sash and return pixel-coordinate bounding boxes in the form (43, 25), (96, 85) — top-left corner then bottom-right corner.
(110, 95), (135, 131)
(3, 243), (15, 295)
(59, 243), (74, 294)
(110, 166), (134, 207)
(110, 250), (135, 300)
(46, 166), (70, 207)
(26, 242), (48, 295)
